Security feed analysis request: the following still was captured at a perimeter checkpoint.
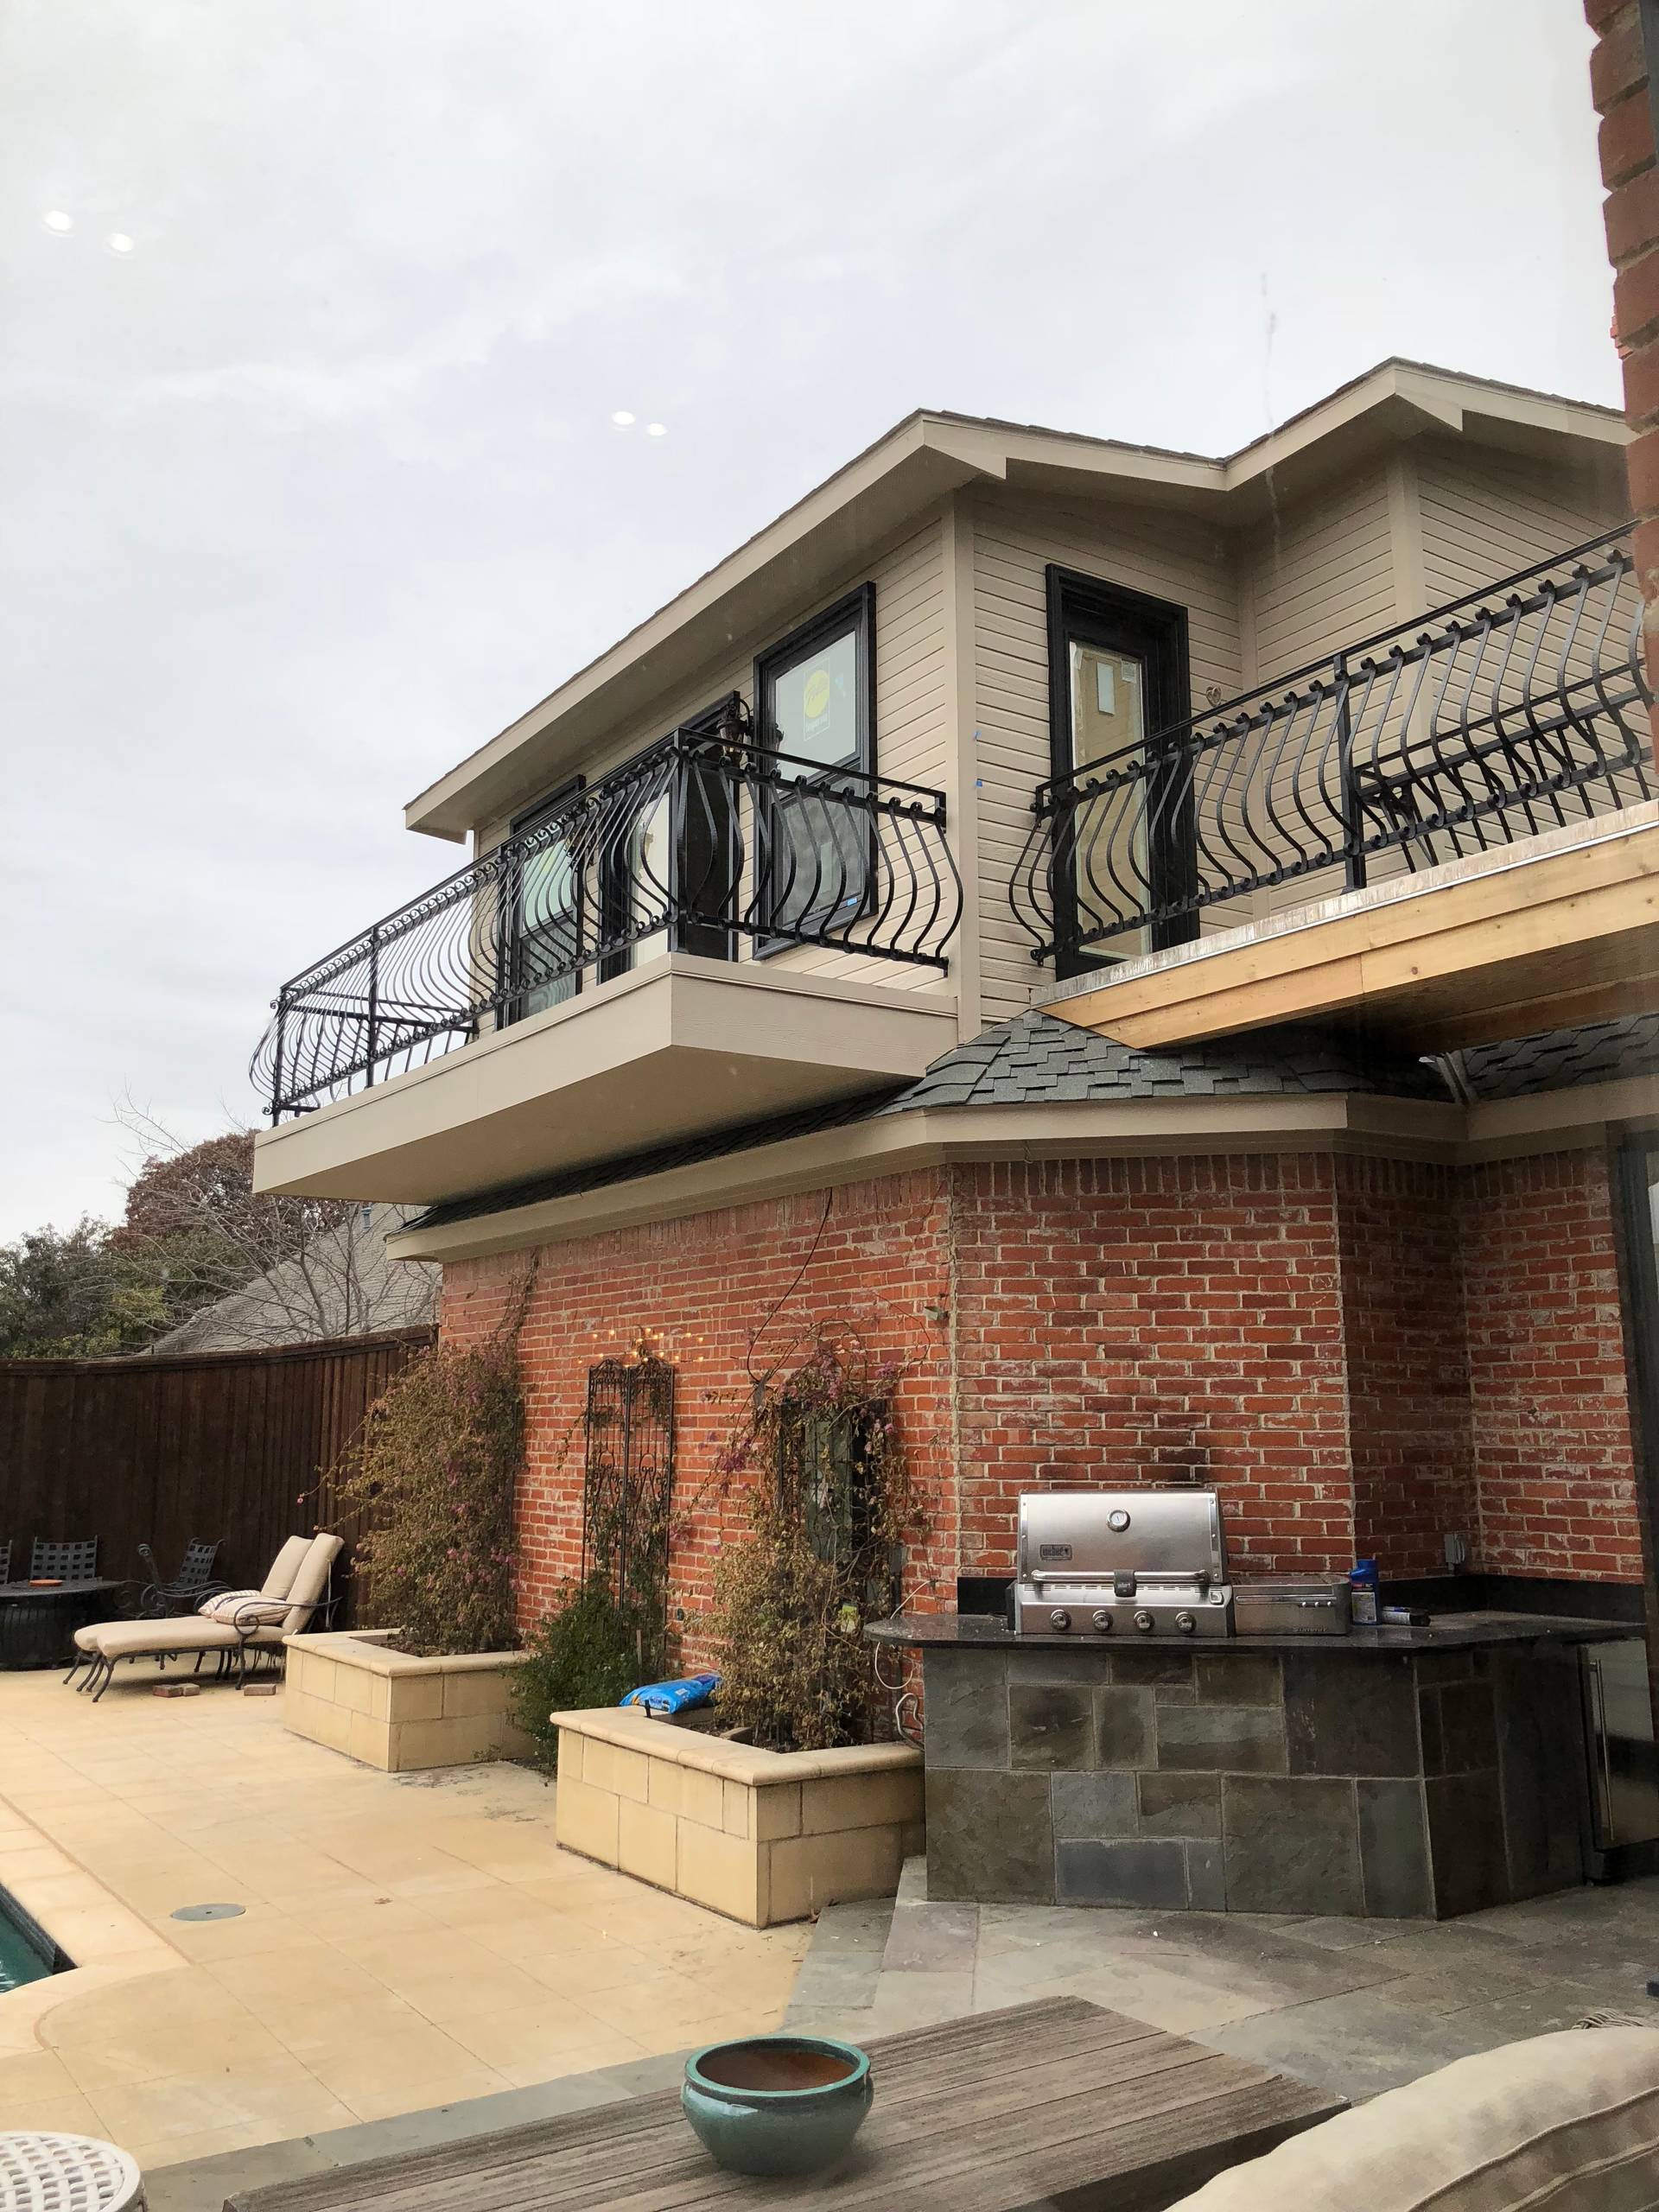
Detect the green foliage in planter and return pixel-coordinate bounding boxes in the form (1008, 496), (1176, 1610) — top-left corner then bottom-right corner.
(332, 1319), (524, 1658)
(510, 1571), (671, 1771)
(707, 1338), (916, 1755)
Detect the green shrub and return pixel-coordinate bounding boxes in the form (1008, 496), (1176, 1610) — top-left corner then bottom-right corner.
(510, 1573), (671, 1770)
(332, 1320), (524, 1657)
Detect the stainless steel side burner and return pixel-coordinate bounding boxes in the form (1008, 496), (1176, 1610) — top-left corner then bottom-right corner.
(1014, 1488), (1234, 1637)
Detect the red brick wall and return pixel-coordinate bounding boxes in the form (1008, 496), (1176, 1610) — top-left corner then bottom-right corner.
(1459, 1147), (1643, 1580)
(1338, 1157), (1476, 1579)
(441, 1173), (958, 1660)
(444, 1142), (1646, 1631)
(949, 1155), (1356, 1577)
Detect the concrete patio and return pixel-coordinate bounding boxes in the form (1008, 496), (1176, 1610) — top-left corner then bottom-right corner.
(6, 1658), (1659, 2200)
(0, 1664), (807, 2175)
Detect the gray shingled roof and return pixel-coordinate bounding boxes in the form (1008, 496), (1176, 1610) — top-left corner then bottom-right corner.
(1446, 1015), (1659, 1102)
(877, 1012), (1448, 1110)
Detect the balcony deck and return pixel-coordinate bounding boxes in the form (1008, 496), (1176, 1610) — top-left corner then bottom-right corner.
(252, 953), (957, 1202)
(250, 726), (961, 1202)
(1034, 799), (1659, 1054)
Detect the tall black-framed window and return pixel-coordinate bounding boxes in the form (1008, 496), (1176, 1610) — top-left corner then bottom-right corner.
(506, 774), (585, 1022)
(597, 693), (742, 983)
(1046, 565), (1196, 976)
(753, 583), (875, 944)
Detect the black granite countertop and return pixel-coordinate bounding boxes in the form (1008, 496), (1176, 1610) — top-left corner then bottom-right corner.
(868, 1608), (1632, 1656)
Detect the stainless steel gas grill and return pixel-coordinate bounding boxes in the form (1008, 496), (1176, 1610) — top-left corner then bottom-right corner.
(1014, 1488), (1235, 1637)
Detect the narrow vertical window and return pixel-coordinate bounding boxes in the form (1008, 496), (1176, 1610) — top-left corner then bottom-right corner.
(753, 585), (875, 944)
(1046, 566), (1194, 976)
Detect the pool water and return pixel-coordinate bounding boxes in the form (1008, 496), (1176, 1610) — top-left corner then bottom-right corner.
(0, 1894), (54, 1991)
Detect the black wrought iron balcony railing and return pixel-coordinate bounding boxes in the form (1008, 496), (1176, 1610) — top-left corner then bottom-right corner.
(251, 725), (962, 1122)
(1012, 525), (1655, 973)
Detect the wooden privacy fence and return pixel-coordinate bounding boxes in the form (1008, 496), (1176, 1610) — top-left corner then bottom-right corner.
(0, 1327), (433, 1599)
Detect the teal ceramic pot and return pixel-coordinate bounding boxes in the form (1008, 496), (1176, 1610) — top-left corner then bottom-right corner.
(682, 2035), (874, 2177)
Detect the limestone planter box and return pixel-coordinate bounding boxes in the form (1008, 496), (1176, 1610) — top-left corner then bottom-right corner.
(551, 1706), (924, 1929)
(284, 1629), (534, 1772)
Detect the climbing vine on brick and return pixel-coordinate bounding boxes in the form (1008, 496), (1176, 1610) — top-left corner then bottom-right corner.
(707, 1335), (918, 1753)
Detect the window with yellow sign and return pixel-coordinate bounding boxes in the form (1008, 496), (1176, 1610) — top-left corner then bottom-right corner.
(754, 584), (874, 938)
(759, 586), (872, 776)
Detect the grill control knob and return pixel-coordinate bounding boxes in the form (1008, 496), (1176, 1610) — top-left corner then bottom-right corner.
(1048, 1608), (1071, 1632)
(1133, 1609), (1155, 1634)
(1174, 1611), (1197, 1635)
(1090, 1609), (1113, 1633)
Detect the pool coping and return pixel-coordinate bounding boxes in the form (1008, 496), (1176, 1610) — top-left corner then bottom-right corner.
(0, 1789), (186, 2055)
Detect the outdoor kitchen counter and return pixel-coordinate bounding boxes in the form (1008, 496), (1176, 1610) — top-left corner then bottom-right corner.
(870, 1607), (1630, 1655)
(876, 1610), (1617, 1921)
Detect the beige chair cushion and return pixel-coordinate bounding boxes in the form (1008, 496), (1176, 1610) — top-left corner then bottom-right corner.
(1168, 2025), (1659, 2212)
(92, 1618), (238, 1660)
(199, 1589), (290, 1625)
(261, 1535), (313, 1599)
(280, 1533), (343, 1634)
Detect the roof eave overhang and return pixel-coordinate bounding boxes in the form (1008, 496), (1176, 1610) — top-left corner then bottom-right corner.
(384, 1090), (1460, 1263)
(404, 366), (1630, 846)
(404, 418), (995, 842)
(385, 1058), (1659, 1268)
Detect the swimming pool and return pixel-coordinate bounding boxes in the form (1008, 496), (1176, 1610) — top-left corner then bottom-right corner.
(0, 1887), (62, 1991)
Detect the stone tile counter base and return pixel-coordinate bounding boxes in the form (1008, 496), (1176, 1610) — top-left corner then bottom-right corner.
(917, 1637), (1592, 1919)
(553, 1707), (923, 1928)
(283, 1630), (535, 1771)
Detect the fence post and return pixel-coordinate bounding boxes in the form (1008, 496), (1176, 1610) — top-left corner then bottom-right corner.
(1335, 652), (1367, 893)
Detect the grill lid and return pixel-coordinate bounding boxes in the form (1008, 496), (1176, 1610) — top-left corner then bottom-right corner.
(1018, 1488), (1228, 1585)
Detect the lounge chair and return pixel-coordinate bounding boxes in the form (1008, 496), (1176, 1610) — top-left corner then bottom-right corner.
(66, 1531), (310, 1685)
(69, 1532), (342, 1700)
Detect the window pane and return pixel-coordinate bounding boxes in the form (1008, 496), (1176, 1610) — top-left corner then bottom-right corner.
(627, 791), (671, 966)
(518, 835), (578, 1014)
(766, 784), (864, 935)
(1070, 641), (1145, 770)
(1068, 639), (1149, 958)
(770, 627), (859, 768)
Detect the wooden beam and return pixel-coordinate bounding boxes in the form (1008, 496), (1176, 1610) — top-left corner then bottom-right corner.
(1046, 814), (1659, 1052)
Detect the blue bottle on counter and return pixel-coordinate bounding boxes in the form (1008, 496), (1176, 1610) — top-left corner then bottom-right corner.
(1349, 1558), (1380, 1625)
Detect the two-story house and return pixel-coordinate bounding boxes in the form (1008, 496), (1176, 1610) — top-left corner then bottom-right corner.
(251, 359), (1659, 1661)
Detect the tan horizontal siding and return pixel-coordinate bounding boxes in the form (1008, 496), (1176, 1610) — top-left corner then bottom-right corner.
(1245, 466), (1397, 685)
(1415, 440), (1625, 612)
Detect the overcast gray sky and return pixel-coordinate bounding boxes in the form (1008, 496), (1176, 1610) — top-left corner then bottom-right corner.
(0, 0), (1618, 1240)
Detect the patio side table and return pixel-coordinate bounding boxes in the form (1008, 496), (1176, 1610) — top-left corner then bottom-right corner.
(0, 1580), (120, 1670)
(0, 2131), (146, 2211)
(226, 1996), (1344, 2211)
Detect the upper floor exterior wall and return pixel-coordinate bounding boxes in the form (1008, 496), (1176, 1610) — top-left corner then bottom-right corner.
(252, 365), (1640, 1205)
(969, 436), (1630, 1022)
(442, 420), (1630, 1036)
(469, 511), (954, 1004)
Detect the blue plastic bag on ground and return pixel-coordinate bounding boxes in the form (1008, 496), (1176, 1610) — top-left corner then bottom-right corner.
(620, 1672), (721, 1715)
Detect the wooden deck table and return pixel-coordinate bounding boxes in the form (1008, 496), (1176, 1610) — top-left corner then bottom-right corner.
(226, 1997), (1344, 2212)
